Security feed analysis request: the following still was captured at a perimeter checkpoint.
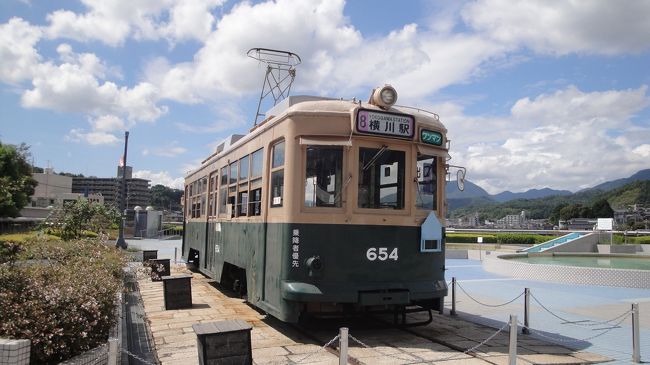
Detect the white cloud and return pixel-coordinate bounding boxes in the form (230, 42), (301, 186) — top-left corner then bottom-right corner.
(20, 44), (167, 122)
(65, 115), (127, 146)
(510, 85), (650, 129)
(149, 0), (508, 107)
(0, 17), (43, 84)
(90, 115), (126, 132)
(444, 85), (650, 193)
(159, 0), (224, 43)
(632, 144), (650, 158)
(142, 141), (187, 157)
(462, 0), (650, 55)
(45, 0), (225, 46)
(46, 7), (130, 47)
(66, 128), (120, 145)
(174, 101), (247, 133)
(149, 0), (363, 101)
(134, 170), (184, 189)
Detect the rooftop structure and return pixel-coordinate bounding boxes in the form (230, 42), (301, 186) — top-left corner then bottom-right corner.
(21, 169), (104, 219)
(71, 165), (151, 209)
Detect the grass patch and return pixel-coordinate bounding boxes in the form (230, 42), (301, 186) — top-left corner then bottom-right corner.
(0, 231), (61, 243)
(447, 233), (551, 245)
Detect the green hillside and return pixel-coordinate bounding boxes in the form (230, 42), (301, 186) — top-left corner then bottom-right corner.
(449, 180), (650, 221)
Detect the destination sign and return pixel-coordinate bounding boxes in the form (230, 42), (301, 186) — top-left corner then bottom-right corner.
(421, 129), (443, 146)
(356, 109), (414, 139)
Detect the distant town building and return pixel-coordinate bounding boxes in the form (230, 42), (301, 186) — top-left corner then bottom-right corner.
(614, 204), (649, 228)
(117, 165), (133, 179)
(495, 211), (528, 229)
(447, 212), (481, 228)
(21, 168), (104, 218)
(565, 218), (596, 230)
(72, 165), (151, 209)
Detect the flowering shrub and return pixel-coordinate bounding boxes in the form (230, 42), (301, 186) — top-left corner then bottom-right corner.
(44, 199), (120, 241)
(0, 238), (126, 364)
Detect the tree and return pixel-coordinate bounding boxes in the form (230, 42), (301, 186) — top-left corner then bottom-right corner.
(558, 203), (593, 221)
(150, 184), (183, 211)
(45, 199), (120, 240)
(0, 142), (37, 217)
(549, 203), (569, 224)
(591, 198), (614, 218)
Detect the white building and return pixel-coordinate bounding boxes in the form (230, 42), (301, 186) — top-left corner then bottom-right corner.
(20, 169), (104, 218)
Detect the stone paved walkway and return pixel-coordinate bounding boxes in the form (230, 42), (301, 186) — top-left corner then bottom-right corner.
(137, 264), (611, 365)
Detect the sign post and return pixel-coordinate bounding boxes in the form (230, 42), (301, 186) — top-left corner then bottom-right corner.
(115, 131), (129, 249)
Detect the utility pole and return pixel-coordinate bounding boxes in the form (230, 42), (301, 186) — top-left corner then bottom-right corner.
(115, 131), (129, 249)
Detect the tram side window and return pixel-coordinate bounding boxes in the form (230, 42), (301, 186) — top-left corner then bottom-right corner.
(249, 188), (262, 215)
(358, 148), (405, 209)
(209, 173), (218, 216)
(237, 191), (248, 216)
(270, 140), (285, 208)
(251, 148), (263, 178)
(416, 154), (437, 210)
(237, 155), (249, 217)
(305, 146), (343, 207)
(228, 162), (238, 217)
(219, 167), (227, 215)
(247, 148), (263, 216)
(200, 177), (207, 217)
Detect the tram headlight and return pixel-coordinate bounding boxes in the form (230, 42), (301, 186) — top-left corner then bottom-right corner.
(370, 85), (398, 109)
(306, 256), (323, 277)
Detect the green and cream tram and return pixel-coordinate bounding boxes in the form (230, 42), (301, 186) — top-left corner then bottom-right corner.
(183, 85), (450, 323)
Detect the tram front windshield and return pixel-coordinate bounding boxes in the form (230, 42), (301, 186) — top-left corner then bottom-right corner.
(358, 147), (405, 209)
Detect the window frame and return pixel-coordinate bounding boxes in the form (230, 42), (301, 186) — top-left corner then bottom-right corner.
(353, 142), (410, 216)
(218, 167), (228, 217)
(208, 171), (218, 217)
(270, 139), (285, 208)
(236, 155), (250, 217)
(415, 154), (438, 211)
(302, 145), (346, 211)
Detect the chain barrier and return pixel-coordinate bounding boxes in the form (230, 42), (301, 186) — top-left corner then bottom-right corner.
(519, 310), (632, 345)
(293, 334), (340, 364)
(425, 321), (510, 363)
(346, 322), (509, 364)
(121, 348), (159, 365)
(456, 281), (524, 307)
(348, 333), (426, 363)
(530, 292), (632, 328)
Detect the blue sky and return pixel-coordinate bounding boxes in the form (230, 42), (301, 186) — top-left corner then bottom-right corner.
(1, 0), (649, 193)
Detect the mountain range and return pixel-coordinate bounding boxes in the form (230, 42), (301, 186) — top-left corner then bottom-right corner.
(446, 168), (650, 214)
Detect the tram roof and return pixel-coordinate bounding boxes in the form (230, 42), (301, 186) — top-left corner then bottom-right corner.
(266, 95), (446, 131)
(186, 95), (446, 179)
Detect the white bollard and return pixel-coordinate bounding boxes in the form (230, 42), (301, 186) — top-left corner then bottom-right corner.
(174, 247), (178, 264)
(508, 315), (517, 365)
(339, 327), (348, 365)
(108, 338), (118, 365)
(633, 303), (641, 363)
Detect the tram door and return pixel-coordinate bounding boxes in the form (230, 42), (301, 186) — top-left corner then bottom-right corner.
(205, 223), (214, 274)
(205, 173), (218, 275)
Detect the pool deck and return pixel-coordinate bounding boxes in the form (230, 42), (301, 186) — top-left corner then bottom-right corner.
(447, 256), (649, 363)
(127, 239), (648, 363)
